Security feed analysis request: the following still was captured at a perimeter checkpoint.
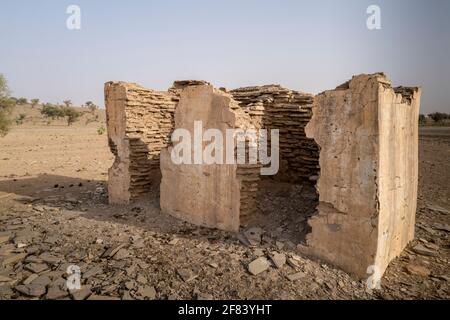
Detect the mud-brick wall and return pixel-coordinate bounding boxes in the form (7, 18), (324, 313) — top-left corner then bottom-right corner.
(230, 85), (319, 182)
(105, 82), (179, 204)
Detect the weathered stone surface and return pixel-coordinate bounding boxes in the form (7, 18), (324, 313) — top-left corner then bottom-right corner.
(231, 85), (318, 182)
(70, 285), (92, 300)
(412, 244), (438, 257)
(137, 285), (156, 299)
(46, 286), (68, 300)
(160, 84), (259, 232)
(1, 252), (27, 267)
(83, 266), (103, 279)
(22, 273), (39, 285)
(286, 272), (306, 281)
(177, 268), (197, 282)
(0, 232), (11, 244)
(0, 284), (14, 297)
(15, 284), (46, 297)
(24, 263), (48, 274)
(31, 275), (52, 287)
(105, 82), (178, 204)
(405, 264), (430, 277)
(0, 274), (13, 282)
(304, 73), (421, 278)
(269, 252), (286, 269)
(248, 257), (270, 275)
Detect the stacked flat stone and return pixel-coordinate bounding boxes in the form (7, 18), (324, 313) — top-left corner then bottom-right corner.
(230, 85), (320, 182)
(124, 85), (179, 199)
(169, 80), (211, 95)
(105, 82), (179, 202)
(227, 94), (262, 218)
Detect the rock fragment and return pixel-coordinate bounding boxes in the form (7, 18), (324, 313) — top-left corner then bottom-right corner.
(405, 264), (430, 277)
(15, 284), (46, 297)
(286, 272), (306, 282)
(269, 252), (286, 269)
(248, 257), (270, 275)
(177, 268), (197, 282)
(70, 285), (92, 300)
(412, 244), (438, 257)
(137, 285), (156, 299)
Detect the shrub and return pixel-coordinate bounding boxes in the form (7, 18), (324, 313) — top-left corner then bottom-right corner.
(419, 114), (426, 124)
(15, 113), (26, 125)
(86, 101), (98, 113)
(30, 98), (40, 108)
(0, 74), (13, 136)
(97, 126), (106, 135)
(428, 112), (449, 123)
(63, 100), (72, 108)
(41, 103), (65, 120)
(62, 106), (81, 126)
(17, 97), (28, 105)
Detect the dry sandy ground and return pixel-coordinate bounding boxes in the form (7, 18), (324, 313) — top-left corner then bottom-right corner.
(0, 124), (448, 300)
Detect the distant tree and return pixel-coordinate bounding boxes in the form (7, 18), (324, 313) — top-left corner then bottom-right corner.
(30, 98), (40, 108)
(0, 74), (10, 97)
(428, 112), (448, 123)
(419, 114), (426, 124)
(17, 97), (28, 105)
(62, 106), (81, 126)
(9, 97), (18, 105)
(63, 100), (72, 108)
(41, 103), (65, 120)
(15, 113), (26, 125)
(85, 101), (98, 114)
(0, 74), (14, 136)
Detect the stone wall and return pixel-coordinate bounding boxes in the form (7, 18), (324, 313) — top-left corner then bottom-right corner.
(230, 85), (319, 182)
(105, 82), (178, 204)
(159, 84), (260, 231)
(303, 73), (421, 278)
(105, 80), (211, 204)
(105, 74), (421, 279)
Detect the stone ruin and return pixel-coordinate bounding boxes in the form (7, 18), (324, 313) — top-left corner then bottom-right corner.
(104, 73), (421, 279)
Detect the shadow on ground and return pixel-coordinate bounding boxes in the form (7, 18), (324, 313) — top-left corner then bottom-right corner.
(0, 174), (317, 248)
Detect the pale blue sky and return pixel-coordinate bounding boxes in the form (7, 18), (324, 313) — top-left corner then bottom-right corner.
(0, 0), (449, 113)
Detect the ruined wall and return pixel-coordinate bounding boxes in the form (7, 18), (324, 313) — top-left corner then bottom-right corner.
(105, 82), (178, 204)
(376, 85), (421, 273)
(105, 80), (212, 204)
(230, 85), (319, 182)
(303, 73), (421, 278)
(160, 84), (260, 232)
(106, 74), (421, 279)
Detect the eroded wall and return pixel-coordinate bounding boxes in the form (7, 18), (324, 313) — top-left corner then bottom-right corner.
(159, 84), (259, 232)
(105, 80), (211, 204)
(105, 82), (178, 204)
(303, 73), (420, 278)
(376, 85), (421, 274)
(231, 85), (319, 182)
(105, 75), (420, 279)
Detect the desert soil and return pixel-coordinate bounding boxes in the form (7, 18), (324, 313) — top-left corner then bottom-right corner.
(0, 117), (449, 300)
